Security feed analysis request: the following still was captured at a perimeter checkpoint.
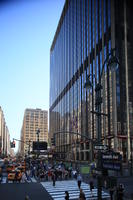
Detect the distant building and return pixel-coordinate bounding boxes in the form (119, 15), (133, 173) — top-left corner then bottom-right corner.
(20, 108), (48, 156)
(0, 106), (11, 157)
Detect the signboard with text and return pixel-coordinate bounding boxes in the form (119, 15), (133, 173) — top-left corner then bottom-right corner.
(101, 152), (122, 171)
(33, 141), (47, 151)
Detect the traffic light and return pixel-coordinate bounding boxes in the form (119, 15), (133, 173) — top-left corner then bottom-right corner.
(51, 137), (55, 146)
(10, 140), (15, 148)
(13, 140), (15, 148)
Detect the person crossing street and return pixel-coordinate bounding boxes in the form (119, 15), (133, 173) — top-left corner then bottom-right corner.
(77, 173), (82, 189)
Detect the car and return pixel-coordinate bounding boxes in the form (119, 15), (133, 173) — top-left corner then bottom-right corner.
(6, 165), (16, 173)
(7, 169), (22, 183)
(0, 159), (4, 168)
(0, 167), (2, 182)
(16, 166), (25, 172)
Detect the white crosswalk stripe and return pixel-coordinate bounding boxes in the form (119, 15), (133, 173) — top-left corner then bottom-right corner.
(1, 177), (7, 184)
(41, 180), (110, 200)
(30, 177), (37, 183)
(0, 176), (37, 184)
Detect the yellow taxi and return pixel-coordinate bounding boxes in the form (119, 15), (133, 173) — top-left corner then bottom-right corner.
(6, 165), (16, 173)
(7, 169), (22, 183)
(17, 165), (25, 172)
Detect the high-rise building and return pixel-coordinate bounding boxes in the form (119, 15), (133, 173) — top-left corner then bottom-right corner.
(20, 108), (48, 156)
(0, 106), (11, 157)
(50, 0), (133, 162)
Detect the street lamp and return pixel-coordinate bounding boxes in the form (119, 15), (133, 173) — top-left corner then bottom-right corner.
(85, 49), (119, 147)
(84, 48), (119, 200)
(36, 129), (40, 157)
(84, 74), (95, 162)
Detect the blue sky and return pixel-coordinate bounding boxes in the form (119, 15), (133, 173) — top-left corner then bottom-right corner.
(0, 0), (65, 151)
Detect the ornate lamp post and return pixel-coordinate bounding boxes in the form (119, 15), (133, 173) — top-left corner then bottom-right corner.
(84, 48), (119, 200)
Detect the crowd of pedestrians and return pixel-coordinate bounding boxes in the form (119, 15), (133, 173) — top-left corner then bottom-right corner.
(5, 158), (126, 200)
(22, 159), (77, 184)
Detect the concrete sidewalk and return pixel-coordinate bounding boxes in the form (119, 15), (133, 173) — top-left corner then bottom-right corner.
(82, 174), (133, 200)
(117, 176), (133, 199)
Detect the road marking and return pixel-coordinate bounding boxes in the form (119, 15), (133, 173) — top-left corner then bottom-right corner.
(1, 176), (37, 184)
(31, 177), (37, 183)
(1, 177), (7, 183)
(41, 180), (110, 200)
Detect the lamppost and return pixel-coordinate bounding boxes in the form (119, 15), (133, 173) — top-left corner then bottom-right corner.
(84, 48), (119, 200)
(36, 129), (40, 158)
(84, 74), (95, 162)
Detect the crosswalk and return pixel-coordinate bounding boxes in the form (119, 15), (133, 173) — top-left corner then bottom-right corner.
(41, 180), (110, 200)
(0, 176), (37, 184)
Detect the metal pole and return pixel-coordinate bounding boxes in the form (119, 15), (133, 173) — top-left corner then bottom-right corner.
(96, 85), (102, 200)
(37, 133), (39, 157)
(36, 129), (40, 158)
(28, 140), (30, 155)
(107, 67), (111, 149)
(130, 138), (132, 175)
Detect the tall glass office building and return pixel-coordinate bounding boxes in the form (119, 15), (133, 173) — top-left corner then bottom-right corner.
(50, 0), (133, 163)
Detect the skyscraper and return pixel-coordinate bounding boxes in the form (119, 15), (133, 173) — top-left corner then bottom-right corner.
(50, 0), (133, 163)
(20, 108), (48, 156)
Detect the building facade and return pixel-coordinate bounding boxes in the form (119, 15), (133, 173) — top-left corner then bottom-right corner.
(50, 0), (133, 163)
(20, 108), (48, 156)
(0, 106), (11, 157)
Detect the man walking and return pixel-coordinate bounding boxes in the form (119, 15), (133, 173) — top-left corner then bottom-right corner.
(77, 173), (82, 189)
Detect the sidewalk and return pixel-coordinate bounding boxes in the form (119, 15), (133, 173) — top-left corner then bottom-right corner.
(117, 176), (133, 200)
(82, 173), (133, 200)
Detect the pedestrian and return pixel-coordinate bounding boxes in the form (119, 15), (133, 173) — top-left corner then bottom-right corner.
(89, 179), (94, 196)
(116, 183), (124, 200)
(77, 173), (82, 189)
(65, 191), (69, 200)
(79, 188), (86, 200)
(52, 172), (56, 186)
(21, 171), (27, 183)
(109, 187), (114, 200)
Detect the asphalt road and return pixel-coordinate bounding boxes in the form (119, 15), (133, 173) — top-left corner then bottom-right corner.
(0, 182), (52, 200)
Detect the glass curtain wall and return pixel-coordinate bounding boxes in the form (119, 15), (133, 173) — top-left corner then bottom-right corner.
(50, 0), (112, 162)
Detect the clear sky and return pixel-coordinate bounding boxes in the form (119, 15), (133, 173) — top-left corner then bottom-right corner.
(0, 0), (65, 152)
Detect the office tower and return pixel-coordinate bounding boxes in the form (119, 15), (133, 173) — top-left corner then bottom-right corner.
(20, 108), (48, 156)
(50, 0), (133, 162)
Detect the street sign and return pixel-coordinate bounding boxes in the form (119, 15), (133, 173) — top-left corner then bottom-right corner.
(101, 151), (122, 171)
(94, 144), (108, 151)
(102, 152), (122, 161)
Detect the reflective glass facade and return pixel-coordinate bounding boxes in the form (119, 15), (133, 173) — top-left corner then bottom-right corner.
(50, 0), (133, 162)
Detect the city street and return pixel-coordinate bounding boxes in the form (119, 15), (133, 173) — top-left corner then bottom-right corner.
(0, 176), (110, 200)
(0, 182), (52, 200)
(1, 1), (133, 200)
